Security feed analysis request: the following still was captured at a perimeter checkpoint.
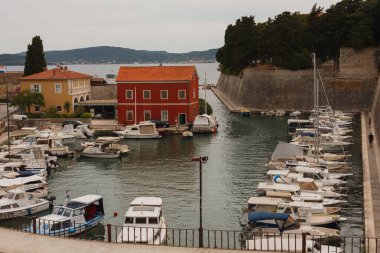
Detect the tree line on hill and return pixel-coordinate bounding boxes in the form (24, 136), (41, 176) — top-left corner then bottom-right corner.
(0, 46), (217, 66)
(216, 0), (380, 74)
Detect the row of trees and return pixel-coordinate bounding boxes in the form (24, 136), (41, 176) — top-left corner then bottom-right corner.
(216, 0), (380, 74)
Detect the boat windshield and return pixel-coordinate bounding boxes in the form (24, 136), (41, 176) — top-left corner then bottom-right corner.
(125, 217), (133, 224)
(53, 207), (72, 217)
(3, 192), (15, 200)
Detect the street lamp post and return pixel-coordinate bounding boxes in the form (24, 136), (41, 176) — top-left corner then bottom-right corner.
(191, 155), (208, 248)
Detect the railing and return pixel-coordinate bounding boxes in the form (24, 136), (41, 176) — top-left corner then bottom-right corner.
(0, 215), (378, 252)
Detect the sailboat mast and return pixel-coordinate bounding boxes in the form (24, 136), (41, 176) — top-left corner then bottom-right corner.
(134, 86), (137, 124)
(313, 53), (320, 164)
(204, 71), (207, 115)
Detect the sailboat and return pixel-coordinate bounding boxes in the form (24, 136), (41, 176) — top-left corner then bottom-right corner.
(193, 72), (219, 133)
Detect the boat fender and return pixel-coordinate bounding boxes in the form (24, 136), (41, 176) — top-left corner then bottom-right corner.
(69, 227), (75, 234)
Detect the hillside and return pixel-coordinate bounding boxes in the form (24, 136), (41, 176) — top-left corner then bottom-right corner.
(0, 46), (217, 65)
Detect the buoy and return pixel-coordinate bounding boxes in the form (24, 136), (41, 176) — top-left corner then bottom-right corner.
(113, 211), (118, 217)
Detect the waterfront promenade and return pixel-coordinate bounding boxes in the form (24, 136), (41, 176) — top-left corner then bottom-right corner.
(362, 112), (380, 251)
(0, 228), (255, 253)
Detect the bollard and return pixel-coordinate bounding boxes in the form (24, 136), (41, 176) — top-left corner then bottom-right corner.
(302, 233), (306, 253)
(32, 216), (37, 234)
(107, 224), (112, 243)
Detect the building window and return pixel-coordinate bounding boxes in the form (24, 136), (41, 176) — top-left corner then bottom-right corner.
(31, 84), (41, 93)
(161, 110), (168, 121)
(56, 106), (62, 112)
(35, 105), (40, 112)
(143, 90), (151, 99)
(126, 110), (134, 121)
(144, 110), (151, 121)
(126, 90), (133, 99)
(160, 90), (168, 99)
(55, 83), (62, 93)
(178, 90), (186, 99)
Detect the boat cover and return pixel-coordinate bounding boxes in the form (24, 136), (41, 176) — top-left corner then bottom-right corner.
(248, 212), (289, 222)
(271, 142), (305, 161)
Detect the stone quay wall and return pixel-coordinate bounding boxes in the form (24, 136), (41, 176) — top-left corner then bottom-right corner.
(216, 47), (379, 112)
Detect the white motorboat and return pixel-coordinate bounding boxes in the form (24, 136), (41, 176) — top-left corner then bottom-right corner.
(114, 121), (161, 139)
(192, 114), (218, 133)
(246, 235), (343, 252)
(80, 136), (121, 148)
(0, 188), (49, 219)
(289, 111), (302, 117)
(36, 138), (73, 157)
(80, 141), (129, 158)
(182, 130), (194, 137)
(34, 194), (105, 236)
(275, 110), (285, 117)
(117, 197), (167, 245)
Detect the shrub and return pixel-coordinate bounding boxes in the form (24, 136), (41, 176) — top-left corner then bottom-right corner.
(81, 112), (92, 118)
(74, 106), (86, 115)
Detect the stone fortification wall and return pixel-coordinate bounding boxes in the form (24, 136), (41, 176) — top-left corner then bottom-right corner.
(216, 47), (379, 112)
(91, 84), (116, 100)
(371, 77), (380, 142)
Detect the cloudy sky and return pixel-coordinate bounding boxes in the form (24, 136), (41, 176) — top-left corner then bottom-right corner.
(1, 0), (340, 54)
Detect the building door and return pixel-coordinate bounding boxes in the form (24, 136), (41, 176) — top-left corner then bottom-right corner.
(161, 110), (168, 121)
(178, 113), (186, 125)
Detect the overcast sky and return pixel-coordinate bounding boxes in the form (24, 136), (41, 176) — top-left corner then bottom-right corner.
(1, 0), (340, 54)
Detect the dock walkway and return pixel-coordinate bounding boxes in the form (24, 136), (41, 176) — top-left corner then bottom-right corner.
(362, 112), (380, 251)
(0, 228), (254, 253)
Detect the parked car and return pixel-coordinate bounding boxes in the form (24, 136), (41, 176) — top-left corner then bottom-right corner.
(62, 120), (86, 129)
(150, 119), (170, 128)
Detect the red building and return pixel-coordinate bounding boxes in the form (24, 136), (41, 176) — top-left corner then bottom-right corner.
(116, 66), (199, 125)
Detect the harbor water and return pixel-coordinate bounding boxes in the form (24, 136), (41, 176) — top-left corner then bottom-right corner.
(9, 63), (363, 237)
(49, 95), (363, 237)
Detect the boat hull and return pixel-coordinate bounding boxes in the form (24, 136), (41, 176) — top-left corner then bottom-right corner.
(80, 152), (120, 158)
(0, 200), (49, 220)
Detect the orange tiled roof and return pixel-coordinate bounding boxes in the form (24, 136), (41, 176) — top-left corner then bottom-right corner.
(19, 68), (92, 80)
(116, 66), (197, 83)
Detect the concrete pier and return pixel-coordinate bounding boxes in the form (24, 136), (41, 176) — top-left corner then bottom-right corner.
(0, 228), (252, 253)
(362, 112), (380, 252)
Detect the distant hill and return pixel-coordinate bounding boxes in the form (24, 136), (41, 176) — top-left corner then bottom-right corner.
(0, 46), (217, 65)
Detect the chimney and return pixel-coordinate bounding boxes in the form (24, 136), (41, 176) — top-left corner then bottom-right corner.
(53, 69), (56, 78)
(64, 66), (68, 71)
(60, 66), (63, 70)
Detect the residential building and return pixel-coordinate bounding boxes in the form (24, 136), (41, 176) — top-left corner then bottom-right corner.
(19, 66), (91, 113)
(116, 66), (199, 125)
(0, 71), (23, 99)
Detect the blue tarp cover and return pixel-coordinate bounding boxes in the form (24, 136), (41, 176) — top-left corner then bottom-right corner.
(248, 212), (289, 222)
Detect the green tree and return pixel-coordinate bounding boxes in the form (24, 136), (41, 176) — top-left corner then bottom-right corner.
(198, 98), (213, 115)
(63, 101), (71, 114)
(24, 36), (47, 77)
(11, 89), (45, 113)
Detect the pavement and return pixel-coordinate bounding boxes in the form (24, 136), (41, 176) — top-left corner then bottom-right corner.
(0, 228), (252, 253)
(361, 112), (380, 252)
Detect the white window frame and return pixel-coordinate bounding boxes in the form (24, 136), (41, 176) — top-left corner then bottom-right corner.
(143, 110), (151, 121)
(31, 83), (41, 93)
(126, 110), (134, 121)
(143, 90), (151, 99)
(178, 90), (186, 99)
(55, 83), (62, 93)
(160, 90), (168, 99)
(161, 110), (168, 121)
(126, 90), (133, 99)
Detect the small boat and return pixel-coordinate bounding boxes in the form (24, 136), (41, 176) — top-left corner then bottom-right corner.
(275, 110), (285, 117)
(0, 188), (49, 219)
(80, 141), (129, 158)
(246, 234), (343, 252)
(114, 121), (161, 139)
(34, 194), (105, 236)
(182, 130), (193, 137)
(240, 108), (251, 117)
(266, 111), (275, 116)
(80, 136), (121, 148)
(36, 138), (73, 157)
(192, 114), (218, 133)
(117, 197), (167, 245)
(289, 111), (302, 117)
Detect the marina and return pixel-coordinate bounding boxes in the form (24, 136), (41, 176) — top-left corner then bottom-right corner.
(0, 63), (370, 252)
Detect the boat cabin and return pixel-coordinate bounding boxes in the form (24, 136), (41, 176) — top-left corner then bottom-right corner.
(37, 195), (104, 234)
